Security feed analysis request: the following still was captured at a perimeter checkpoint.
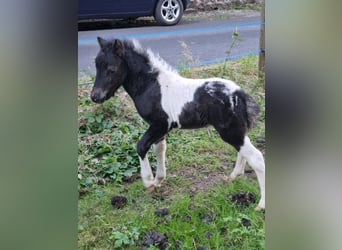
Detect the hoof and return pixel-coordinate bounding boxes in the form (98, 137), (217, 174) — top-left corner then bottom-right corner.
(146, 185), (155, 193)
(153, 178), (165, 187)
(255, 199), (265, 211)
(154, 182), (162, 188)
(255, 205), (265, 211)
(222, 175), (233, 182)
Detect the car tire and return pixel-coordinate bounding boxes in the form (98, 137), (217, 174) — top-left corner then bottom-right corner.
(154, 0), (184, 26)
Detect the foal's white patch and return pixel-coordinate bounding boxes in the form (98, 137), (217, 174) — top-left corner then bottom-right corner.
(229, 95), (239, 111)
(131, 39), (176, 74)
(204, 81), (238, 105)
(206, 78), (240, 93)
(130, 40), (241, 128)
(204, 82), (224, 103)
(158, 74), (241, 128)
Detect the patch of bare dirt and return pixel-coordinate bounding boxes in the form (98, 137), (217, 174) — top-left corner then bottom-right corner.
(167, 161), (259, 195)
(169, 163), (227, 194)
(122, 173), (140, 183)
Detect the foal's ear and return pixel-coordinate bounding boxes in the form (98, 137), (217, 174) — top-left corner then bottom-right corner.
(97, 37), (108, 49)
(114, 39), (124, 57)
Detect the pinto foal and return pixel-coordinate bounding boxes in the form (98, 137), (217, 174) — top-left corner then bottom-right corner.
(90, 37), (265, 210)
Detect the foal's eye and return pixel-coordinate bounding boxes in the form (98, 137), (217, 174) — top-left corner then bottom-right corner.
(108, 67), (116, 75)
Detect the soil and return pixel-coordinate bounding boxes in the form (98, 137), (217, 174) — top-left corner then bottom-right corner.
(151, 185), (170, 201)
(201, 214), (214, 223)
(204, 231), (213, 239)
(241, 217), (252, 227)
(142, 230), (168, 250)
(168, 159), (259, 196)
(169, 163), (228, 194)
(78, 188), (88, 197)
(155, 207), (169, 217)
(97, 178), (105, 185)
(122, 173), (140, 183)
(175, 240), (183, 249)
(230, 191), (256, 207)
(110, 195), (127, 209)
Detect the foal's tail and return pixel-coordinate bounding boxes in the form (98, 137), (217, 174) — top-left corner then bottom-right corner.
(245, 93), (260, 129)
(233, 90), (260, 129)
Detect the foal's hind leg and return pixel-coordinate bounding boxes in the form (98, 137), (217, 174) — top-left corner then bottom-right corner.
(153, 138), (167, 187)
(238, 136), (265, 210)
(215, 124), (265, 210)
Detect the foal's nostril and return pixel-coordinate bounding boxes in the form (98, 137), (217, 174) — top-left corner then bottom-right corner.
(90, 89), (106, 103)
(90, 92), (98, 102)
(90, 92), (101, 103)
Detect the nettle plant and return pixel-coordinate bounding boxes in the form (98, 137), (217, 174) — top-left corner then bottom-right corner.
(78, 92), (146, 190)
(110, 226), (140, 249)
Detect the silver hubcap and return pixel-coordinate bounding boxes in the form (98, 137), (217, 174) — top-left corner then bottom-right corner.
(161, 0), (180, 22)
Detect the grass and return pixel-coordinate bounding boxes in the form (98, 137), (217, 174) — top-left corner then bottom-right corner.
(78, 55), (265, 249)
(79, 180), (264, 249)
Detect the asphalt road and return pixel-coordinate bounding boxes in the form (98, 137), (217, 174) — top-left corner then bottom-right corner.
(78, 11), (261, 78)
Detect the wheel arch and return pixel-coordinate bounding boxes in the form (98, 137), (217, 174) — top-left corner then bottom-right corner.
(153, 0), (188, 11)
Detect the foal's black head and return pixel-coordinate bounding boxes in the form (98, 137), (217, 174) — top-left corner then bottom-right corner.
(90, 37), (128, 103)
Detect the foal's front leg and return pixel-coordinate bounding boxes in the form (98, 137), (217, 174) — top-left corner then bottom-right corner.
(137, 125), (167, 190)
(225, 152), (247, 181)
(138, 155), (154, 189)
(153, 138), (167, 187)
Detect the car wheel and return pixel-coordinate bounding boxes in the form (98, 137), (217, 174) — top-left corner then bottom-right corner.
(155, 0), (184, 26)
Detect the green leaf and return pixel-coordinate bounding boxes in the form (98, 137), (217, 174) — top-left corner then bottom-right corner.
(104, 119), (114, 129)
(95, 116), (102, 123)
(114, 239), (122, 248)
(88, 117), (95, 123)
(85, 177), (94, 185)
(124, 169), (136, 177)
(84, 112), (95, 118)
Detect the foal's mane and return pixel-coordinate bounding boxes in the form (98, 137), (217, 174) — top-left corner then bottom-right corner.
(123, 39), (178, 75)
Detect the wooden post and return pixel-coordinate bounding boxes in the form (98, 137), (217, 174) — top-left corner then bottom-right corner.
(258, 0), (265, 78)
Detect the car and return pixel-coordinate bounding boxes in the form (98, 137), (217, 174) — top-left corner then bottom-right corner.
(78, 0), (189, 26)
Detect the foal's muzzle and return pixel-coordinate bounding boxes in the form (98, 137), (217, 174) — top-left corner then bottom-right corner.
(90, 89), (106, 103)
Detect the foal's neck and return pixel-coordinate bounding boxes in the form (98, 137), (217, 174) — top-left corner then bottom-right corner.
(121, 48), (160, 99)
(122, 68), (159, 100)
